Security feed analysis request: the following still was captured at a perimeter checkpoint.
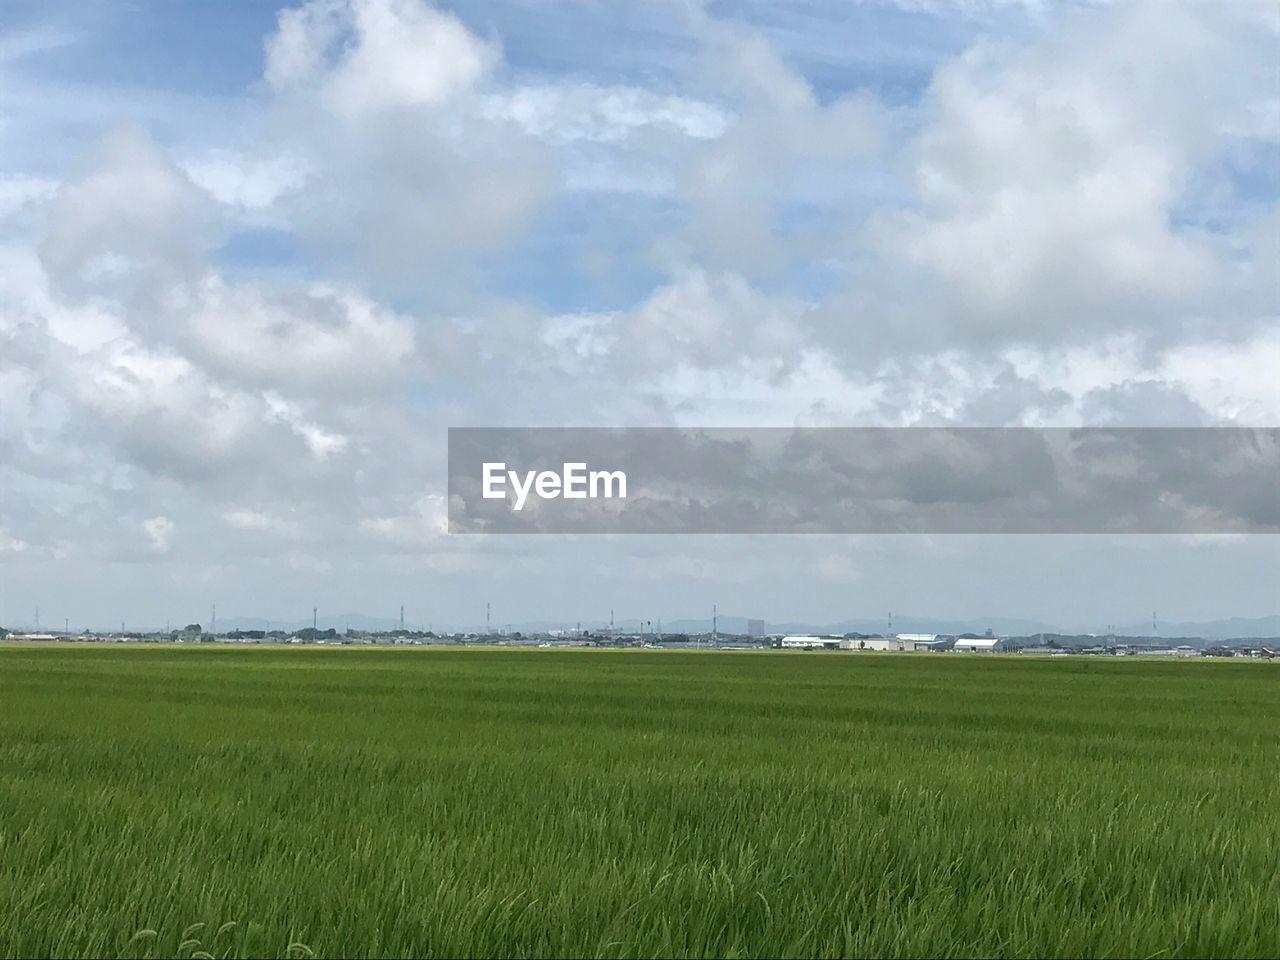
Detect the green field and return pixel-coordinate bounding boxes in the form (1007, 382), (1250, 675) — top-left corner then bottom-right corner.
(0, 645), (1277, 959)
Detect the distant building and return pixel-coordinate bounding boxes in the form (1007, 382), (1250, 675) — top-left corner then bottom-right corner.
(747, 619), (766, 637)
(901, 634), (947, 651)
(896, 633), (936, 646)
(852, 637), (908, 651)
(844, 635), (940, 652)
(953, 637), (1003, 652)
(778, 635), (841, 650)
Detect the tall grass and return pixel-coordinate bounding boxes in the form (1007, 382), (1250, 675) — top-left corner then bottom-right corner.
(0, 646), (1276, 957)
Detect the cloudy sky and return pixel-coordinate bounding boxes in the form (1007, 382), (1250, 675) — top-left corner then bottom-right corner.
(1, 0), (1277, 632)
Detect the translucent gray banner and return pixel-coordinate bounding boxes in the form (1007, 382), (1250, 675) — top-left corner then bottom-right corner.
(447, 427), (1280, 534)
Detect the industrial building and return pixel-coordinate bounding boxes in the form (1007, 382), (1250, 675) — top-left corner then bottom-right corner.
(953, 637), (1003, 652)
(846, 637), (908, 651)
(776, 634), (947, 652)
(777, 635), (842, 650)
(896, 633), (943, 650)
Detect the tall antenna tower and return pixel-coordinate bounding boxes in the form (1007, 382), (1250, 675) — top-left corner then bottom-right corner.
(712, 603), (718, 647)
(888, 611), (893, 635)
(1153, 611), (1158, 636)
(610, 609), (614, 636)
(486, 602), (491, 634)
(399, 604), (405, 631)
(313, 607), (317, 630)
(211, 604), (216, 633)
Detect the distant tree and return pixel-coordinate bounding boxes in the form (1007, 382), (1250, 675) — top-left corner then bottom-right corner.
(183, 623), (202, 636)
(0, 626), (8, 638)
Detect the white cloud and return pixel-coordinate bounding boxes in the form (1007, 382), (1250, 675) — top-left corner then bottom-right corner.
(360, 494), (449, 548)
(486, 85), (730, 144)
(0, 527), (30, 555)
(880, 42), (1210, 335)
(678, 24), (883, 271)
(62, 338), (326, 481)
(223, 509), (305, 541)
(803, 0), (1274, 363)
(180, 150), (308, 215)
(260, 0), (552, 285)
(38, 126), (214, 294)
(142, 515), (174, 554)
(543, 269), (811, 379)
(0, 174), (56, 224)
(262, 391), (350, 461)
(265, 0), (495, 116)
(179, 277), (416, 392)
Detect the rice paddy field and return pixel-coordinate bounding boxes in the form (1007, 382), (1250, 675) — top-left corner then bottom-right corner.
(0, 644), (1277, 959)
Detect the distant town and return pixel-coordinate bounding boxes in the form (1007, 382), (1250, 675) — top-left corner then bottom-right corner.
(2, 620), (1276, 659)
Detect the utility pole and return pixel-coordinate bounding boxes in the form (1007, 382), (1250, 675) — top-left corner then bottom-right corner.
(486, 602), (491, 634)
(313, 607), (317, 630)
(888, 611), (893, 636)
(211, 604), (216, 634)
(399, 604), (405, 631)
(64, 617), (69, 636)
(712, 604), (718, 648)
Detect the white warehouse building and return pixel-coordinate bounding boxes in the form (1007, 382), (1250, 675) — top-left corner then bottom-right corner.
(778, 635), (842, 650)
(953, 637), (1003, 652)
(846, 637), (908, 651)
